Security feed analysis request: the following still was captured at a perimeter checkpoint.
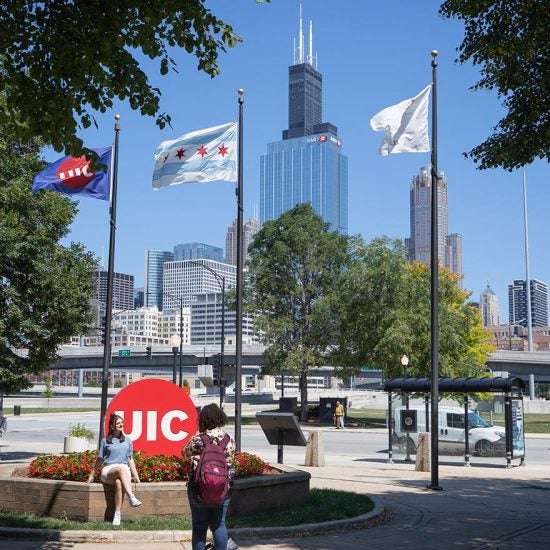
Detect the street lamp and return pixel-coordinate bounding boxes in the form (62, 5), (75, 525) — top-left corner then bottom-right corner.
(189, 260), (226, 408)
(400, 354), (412, 462)
(145, 291), (185, 386)
(163, 293), (184, 387)
(170, 334), (181, 385)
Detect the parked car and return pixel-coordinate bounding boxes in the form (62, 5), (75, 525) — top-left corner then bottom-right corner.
(392, 405), (506, 457)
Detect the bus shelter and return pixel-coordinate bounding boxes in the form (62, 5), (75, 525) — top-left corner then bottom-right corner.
(384, 376), (526, 468)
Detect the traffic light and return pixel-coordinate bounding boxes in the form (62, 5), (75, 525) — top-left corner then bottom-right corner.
(212, 354), (220, 385)
(146, 345), (152, 359)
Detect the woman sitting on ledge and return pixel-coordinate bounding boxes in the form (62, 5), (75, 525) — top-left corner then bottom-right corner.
(87, 413), (142, 526)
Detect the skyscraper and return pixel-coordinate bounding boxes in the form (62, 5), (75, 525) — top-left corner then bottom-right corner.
(144, 250), (174, 310)
(93, 271), (134, 310)
(226, 217), (260, 266)
(407, 166), (462, 279)
(162, 259), (236, 309)
(260, 9), (348, 233)
(508, 279), (549, 327)
(174, 242), (224, 263)
(479, 284), (500, 327)
(190, 292), (257, 345)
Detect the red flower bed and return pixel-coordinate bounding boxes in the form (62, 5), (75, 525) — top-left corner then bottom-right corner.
(231, 451), (272, 476)
(28, 450), (271, 482)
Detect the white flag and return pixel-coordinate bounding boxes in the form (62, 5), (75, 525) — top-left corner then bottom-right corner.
(152, 122), (237, 189)
(370, 85), (431, 156)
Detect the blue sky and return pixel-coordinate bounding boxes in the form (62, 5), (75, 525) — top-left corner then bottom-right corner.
(56, 0), (548, 320)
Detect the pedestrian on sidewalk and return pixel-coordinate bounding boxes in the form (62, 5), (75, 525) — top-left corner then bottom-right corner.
(87, 413), (142, 526)
(184, 403), (236, 550)
(0, 410), (6, 437)
(334, 401), (345, 429)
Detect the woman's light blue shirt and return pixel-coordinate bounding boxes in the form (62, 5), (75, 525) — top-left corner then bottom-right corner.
(99, 436), (133, 465)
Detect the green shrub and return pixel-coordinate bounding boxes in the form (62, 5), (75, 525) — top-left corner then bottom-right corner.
(67, 423), (94, 440)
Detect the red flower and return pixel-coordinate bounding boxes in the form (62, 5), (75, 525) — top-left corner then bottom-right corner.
(28, 450), (269, 482)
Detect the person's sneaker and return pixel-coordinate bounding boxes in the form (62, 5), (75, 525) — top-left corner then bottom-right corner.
(129, 495), (142, 508)
(204, 543), (214, 550)
(112, 511), (121, 526)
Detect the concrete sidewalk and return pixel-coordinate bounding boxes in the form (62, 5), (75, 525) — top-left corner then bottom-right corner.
(1, 430), (550, 548)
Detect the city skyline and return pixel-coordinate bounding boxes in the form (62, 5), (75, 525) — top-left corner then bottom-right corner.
(48, 1), (548, 315)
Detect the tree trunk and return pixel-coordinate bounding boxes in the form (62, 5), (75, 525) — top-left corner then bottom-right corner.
(299, 369), (309, 422)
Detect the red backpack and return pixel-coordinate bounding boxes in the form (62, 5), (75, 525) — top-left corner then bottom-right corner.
(194, 433), (230, 506)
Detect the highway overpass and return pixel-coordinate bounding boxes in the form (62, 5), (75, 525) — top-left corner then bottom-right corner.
(48, 346), (550, 385)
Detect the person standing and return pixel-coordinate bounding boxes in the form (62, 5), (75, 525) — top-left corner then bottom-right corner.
(184, 403), (236, 550)
(0, 410), (6, 438)
(87, 413), (142, 526)
(334, 401), (345, 429)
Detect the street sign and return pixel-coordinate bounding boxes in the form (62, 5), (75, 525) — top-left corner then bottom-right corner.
(118, 349), (131, 357)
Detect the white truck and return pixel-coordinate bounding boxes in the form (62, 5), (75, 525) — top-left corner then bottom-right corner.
(392, 405), (506, 457)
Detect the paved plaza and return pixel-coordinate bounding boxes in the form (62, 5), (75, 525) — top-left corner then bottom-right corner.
(1, 416), (549, 549)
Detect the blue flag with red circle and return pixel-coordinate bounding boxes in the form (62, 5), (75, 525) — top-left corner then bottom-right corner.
(32, 147), (112, 201)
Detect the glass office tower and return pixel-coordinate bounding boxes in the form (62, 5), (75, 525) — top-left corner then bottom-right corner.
(260, 10), (348, 233)
(144, 250), (174, 310)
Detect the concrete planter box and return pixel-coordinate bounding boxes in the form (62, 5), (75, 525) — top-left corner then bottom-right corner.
(63, 436), (90, 454)
(0, 465), (310, 522)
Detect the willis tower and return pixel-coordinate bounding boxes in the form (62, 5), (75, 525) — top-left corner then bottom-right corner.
(260, 8), (348, 233)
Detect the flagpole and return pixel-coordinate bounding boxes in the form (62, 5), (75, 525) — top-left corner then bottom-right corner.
(99, 114), (121, 444)
(428, 51), (442, 491)
(522, 171), (533, 352)
(235, 89), (244, 451)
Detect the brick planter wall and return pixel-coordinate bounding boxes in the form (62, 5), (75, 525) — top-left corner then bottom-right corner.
(0, 465), (310, 522)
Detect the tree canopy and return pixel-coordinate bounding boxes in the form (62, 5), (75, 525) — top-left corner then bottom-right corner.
(331, 237), (409, 377)
(377, 262), (494, 379)
(0, 119), (97, 394)
(246, 204), (353, 420)
(0, 0), (243, 158)
(440, 0), (550, 170)
(332, 238), (493, 380)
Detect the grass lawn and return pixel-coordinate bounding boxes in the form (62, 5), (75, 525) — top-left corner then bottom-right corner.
(478, 412), (550, 433)
(7, 408), (99, 414)
(346, 408), (550, 433)
(0, 489), (374, 531)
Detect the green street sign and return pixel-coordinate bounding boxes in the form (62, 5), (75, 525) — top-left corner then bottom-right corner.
(118, 349), (131, 357)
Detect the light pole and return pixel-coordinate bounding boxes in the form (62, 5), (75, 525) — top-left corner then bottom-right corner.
(164, 293), (184, 386)
(401, 354), (412, 462)
(170, 334), (181, 385)
(145, 291), (184, 386)
(189, 260), (226, 408)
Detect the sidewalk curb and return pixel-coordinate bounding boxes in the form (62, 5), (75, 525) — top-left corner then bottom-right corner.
(229, 501), (387, 539)
(0, 501), (386, 543)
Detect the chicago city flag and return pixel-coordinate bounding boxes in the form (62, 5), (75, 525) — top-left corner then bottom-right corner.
(370, 85), (431, 156)
(152, 122), (237, 189)
(32, 147), (112, 201)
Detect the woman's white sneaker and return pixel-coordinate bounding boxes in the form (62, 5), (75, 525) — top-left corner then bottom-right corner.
(129, 495), (142, 508)
(112, 511), (121, 526)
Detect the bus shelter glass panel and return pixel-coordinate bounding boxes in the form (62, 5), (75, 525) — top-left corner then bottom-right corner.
(511, 399), (525, 459)
(391, 398), (507, 458)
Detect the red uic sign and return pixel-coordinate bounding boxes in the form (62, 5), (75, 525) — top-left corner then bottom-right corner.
(106, 379), (198, 456)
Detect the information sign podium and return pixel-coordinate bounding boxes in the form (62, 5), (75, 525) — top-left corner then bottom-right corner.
(256, 412), (307, 464)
